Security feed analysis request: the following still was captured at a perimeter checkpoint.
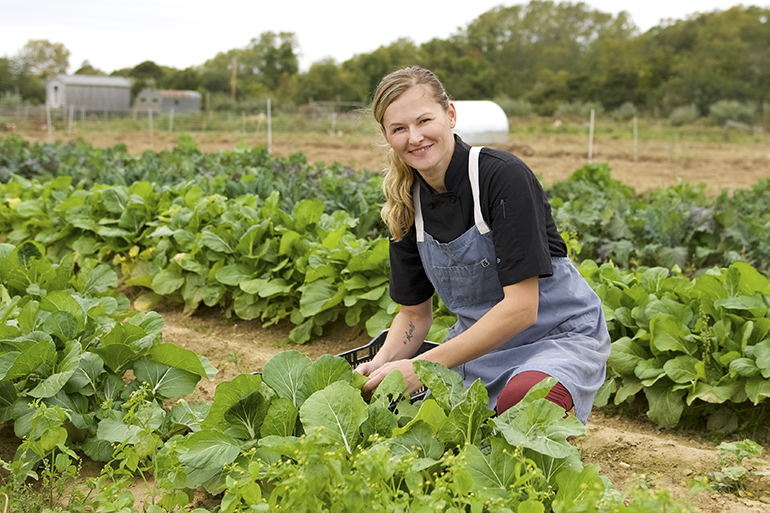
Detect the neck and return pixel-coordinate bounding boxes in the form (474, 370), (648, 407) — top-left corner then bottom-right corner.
(419, 171), (447, 194)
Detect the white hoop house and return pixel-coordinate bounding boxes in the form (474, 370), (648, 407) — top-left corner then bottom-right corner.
(452, 100), (509, 145)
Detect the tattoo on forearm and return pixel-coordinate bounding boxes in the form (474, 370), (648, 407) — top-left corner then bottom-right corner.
(403, 322), (415, 345)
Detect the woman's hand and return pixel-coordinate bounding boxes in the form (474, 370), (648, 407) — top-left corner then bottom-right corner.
(362, 359), (423, 395)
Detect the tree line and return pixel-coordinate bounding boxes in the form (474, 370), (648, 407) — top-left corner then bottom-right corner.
(2, 1), (769, 122)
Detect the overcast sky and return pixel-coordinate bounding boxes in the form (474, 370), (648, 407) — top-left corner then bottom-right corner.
(1, 0), (766, 74)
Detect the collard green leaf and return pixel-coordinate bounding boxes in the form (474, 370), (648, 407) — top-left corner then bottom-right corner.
(299, 280), (342, 317)
(299, 381), (367, 453)
(383, 420), (444, 460)
(663, 355), (700, 384)
(97, 418), (142, 444)
(202, 373), (263, 431)
(168, 400), (210, 433)
(650, 315), (695, 355)
(66, 352), (105, 396)
(260, 397), (299, 438)
(224, 392), (267, 440)
(643, 382), (686, 428)
(262, 350), (312, 408)
(43, 311), (80, 342)
(437, 379), (493, 447)
(200, 228), (236, 254)
(28, 342), (83, 399)
(81, 265), (118, 296)
(688, 381), (747, 405)
(298, 354), (352, 400)
(745, 377), (770, 404)
(94, 344), (137, 374)
(152, 269), (185, 295)
(133, 358), (200, 399)
(461, 437), (520, 491)
(215, 264), (254, 287)
(178, 430), (241, 470)
(753, 339), (770, 379)
(494, 397), (585, 459)
(150, 343), (218, 380)
(4, 339), (56, 381)
(392, 397), (447, 437)
(413, 360), (467, 411)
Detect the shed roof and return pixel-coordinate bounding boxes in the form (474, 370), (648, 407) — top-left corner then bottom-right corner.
(49, 75), (132, 88)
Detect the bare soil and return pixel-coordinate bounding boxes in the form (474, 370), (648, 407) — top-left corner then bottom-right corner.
(19, 127), (770, 196)
(7, 129), (770, 510)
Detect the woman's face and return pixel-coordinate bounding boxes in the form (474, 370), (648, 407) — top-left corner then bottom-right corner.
(381, 85), (456, 182)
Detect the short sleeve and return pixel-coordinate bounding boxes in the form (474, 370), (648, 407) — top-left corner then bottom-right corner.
(480, 151), (560, 286)
(388, 226), (435, 306)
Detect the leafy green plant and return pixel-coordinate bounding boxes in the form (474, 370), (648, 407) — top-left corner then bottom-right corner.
(585, 260), (770, 430)
(709, 439), (769, 492)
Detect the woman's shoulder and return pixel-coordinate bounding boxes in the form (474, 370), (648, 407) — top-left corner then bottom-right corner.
(478, 146), (538, 184)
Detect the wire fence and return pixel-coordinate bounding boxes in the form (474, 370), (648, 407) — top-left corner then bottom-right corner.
(0, 101), (372, 139)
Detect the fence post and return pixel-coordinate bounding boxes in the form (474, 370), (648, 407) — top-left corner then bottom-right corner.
(588, 109), (595, 164)
(68, 104), (74, 134)
(267, 98), (272, 154)
(46, 103), (53, 142)
(633, 116), (638, 162)
(169, 107), (175, 132)
(148, 108), (153, 138)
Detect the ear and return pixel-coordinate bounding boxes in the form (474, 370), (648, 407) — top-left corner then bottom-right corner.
(380, 124), (389, 142)
(447, 102), (457, 129)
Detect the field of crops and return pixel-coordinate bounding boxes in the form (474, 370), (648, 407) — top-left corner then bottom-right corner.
(0, 132), (769, 512)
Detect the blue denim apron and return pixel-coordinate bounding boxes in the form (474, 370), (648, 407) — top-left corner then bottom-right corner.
(412, 146), (611, 423)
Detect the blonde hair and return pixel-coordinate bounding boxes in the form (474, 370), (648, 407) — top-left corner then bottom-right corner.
(372, 66), (451, 241)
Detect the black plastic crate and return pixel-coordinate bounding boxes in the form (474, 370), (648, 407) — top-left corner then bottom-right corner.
(338, 329), (439, 403)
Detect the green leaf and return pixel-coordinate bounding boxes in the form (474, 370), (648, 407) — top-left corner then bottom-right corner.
(644, 382), (686, 428)
(97, 417), (142, 445)
(299, 354), (353, 399)
(299, 280), (342, 317)
(462, 437), (521, 491)
(4, 339), (56, 381)
(663, 355), (700, 384)
(66, 352), (105, 396)
(178, 430), (241, 470)
(215, 264), (254, 287)
(260, 397), (299, 438)
(224, 391), (267, 440)
(494, 396), (585, 459)
(150, 343), (218, 380)
(202, 373), (263, 431)
(262, 350), (312, 408)
(753, 339), (770, 379)
(607, 337), (649, 375)
(200, 228), (236, 254)
(299, 381), (367, 453)
(152, 269), (185, 295)
(650, 314), (695, 355)
(81, 265), (118, 296)
(438, 379), (493, 447)
(413, 360), (467, 411)
(133, 358), (200, 399)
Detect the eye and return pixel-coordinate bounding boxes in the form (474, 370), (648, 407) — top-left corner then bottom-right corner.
(392, 126), (405, 133)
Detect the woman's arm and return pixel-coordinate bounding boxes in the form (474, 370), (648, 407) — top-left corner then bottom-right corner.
(362, 276), (539, 393)
(357, 297), (432, 386)
(415, 276), (539, 368)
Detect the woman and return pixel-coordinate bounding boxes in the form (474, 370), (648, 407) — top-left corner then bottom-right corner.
(357, 66), (610, 423)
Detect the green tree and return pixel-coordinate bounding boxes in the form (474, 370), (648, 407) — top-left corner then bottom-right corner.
(13, 39), (70, 76)
(74, 60), (105, 76)
(294, 58), (358, 103)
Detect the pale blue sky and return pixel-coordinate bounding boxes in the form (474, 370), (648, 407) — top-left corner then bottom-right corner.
(0, 0), (765, 73)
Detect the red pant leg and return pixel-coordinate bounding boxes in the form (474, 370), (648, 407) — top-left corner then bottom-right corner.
(495, 370), (574, 415)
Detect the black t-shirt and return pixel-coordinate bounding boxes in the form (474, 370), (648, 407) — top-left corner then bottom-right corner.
(389, 136), (567, 306)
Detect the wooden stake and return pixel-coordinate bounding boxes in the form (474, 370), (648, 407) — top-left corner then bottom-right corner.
(267, 99), (272, 153)
(588, 109), (595, 164)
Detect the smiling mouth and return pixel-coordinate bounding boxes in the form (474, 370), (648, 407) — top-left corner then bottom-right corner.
(410, 145), (432, 156)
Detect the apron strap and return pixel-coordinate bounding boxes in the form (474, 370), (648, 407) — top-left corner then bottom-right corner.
(412, 180), (425, 243)
(469, 146), (490, 235)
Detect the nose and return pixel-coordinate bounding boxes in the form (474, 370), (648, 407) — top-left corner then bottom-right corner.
(408, 125), (424, 146)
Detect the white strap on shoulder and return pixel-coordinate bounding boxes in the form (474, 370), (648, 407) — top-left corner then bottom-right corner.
(412, 180), (425, 243)
(469, 146), (490, 234)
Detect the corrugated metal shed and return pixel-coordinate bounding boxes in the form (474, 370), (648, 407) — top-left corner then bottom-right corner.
(46, 74), (131, 112)
(452, 100), (509, 145)
(135, 89), (202, 114)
